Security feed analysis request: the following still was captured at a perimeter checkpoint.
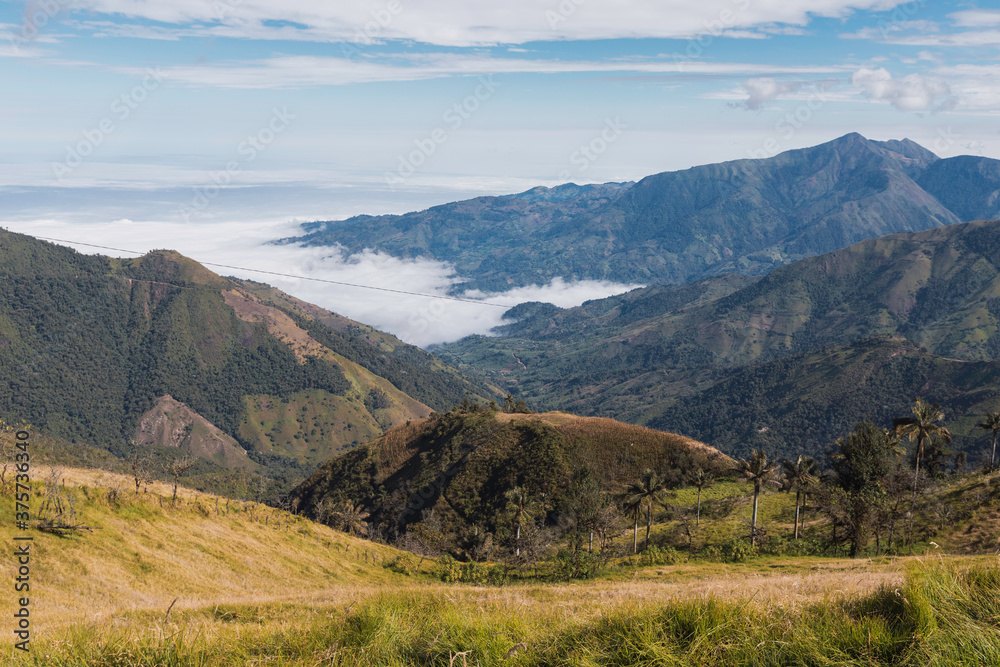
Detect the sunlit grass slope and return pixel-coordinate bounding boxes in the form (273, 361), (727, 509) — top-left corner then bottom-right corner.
(4, 466), (1000, 666)
(0, 466), (416, 642)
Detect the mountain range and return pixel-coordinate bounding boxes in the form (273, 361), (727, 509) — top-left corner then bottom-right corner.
(5, 133), (1000, 491)
(289, 133), (1000, 293)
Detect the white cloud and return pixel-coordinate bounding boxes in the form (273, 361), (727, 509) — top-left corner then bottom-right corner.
(928, 64), (1000, 115)
(850, 67), (954, 112)
(842, 11), (1000, 48)
(57, 0), (912, 46)
(874, 29), (1000, 47)
(949, 9), (1000, 28)
(736, 77), (805, 110)
(124, 53), (848, 89)
(0, 217), (639, 346)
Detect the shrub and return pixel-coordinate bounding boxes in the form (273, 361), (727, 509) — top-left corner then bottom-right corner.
(759, 535), (823, 557)
(383, 554), (415, 575)
(722, 538), (757, 562)
(699, 545), (724, 562)
(436, 554), (462, 582)
(553, 549), (602, 580)
(640, 544), (681, 566)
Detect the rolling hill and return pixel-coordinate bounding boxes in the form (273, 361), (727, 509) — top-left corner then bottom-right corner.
(288, 134), (1000, 292)
(288, 406), (730, 552)
(0, 230), (496, 491)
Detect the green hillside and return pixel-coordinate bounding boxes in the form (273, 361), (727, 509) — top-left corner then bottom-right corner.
(0, 230), (496, 492)
(650, 337), (1000, 461)
(437, 221), (1000, 461)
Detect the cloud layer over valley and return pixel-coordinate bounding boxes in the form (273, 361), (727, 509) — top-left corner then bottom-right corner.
(0, 215), (639, 347)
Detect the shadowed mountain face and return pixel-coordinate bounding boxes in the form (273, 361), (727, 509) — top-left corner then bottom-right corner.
(916, 155), (1000, 222)
(289, 134), (998, 293)
(436, 220), (1000, 461)
(0, 230), (495, 486)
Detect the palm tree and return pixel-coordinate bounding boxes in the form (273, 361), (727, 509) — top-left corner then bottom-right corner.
(893, 398), (952, 494)
(622, 495), (642, 554)
(978, 410), (1000, 471)
(320, 499), (370, 536)
(689, 467), (715, 527)
(781, 455), (819, 540)
(733, 450), (781, 547)
(504, 486), (539, 557)
(621, 468), (668, 552)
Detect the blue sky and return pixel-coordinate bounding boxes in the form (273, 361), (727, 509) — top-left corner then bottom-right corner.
(2, 0), (999, 344)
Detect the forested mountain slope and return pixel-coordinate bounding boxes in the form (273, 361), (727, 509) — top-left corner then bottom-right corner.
(438, 220), (1000, 460)
(0, 230), (496, 487)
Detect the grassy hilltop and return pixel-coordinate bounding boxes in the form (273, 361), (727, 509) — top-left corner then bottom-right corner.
(288, 407), (730, 551)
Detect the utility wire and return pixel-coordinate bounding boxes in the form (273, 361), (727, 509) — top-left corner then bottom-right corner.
(31, 236), (517, 309)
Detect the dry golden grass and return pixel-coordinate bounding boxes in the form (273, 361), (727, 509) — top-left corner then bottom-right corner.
(497, 411), (719, 456)
(0, 466), (410, 645)
(6, 465), (994, 664)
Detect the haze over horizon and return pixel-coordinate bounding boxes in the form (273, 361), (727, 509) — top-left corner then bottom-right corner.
(3, 0), (999, 344)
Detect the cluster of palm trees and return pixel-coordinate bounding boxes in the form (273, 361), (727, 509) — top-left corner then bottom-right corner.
(618, 469), (668, 554)
(613, 399), (1000, 554)
(732, 450), (819, 547)
(615, 454), (817, 553)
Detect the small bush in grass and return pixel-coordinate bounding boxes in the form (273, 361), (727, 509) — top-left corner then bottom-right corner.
(640, 544), (681, 566)
(553, 548), (601, 580)
(723, 538), (757, 562)
(383, 554), (415, 575)
(436, 554), (462, 582)
(700, 544), (724, 562)
(485, 564), (509, 586)
(435, 556), (507, 584)
(760, 535), (823, 557)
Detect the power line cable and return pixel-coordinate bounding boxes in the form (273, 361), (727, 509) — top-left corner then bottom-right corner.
(30, 235), (517, 309)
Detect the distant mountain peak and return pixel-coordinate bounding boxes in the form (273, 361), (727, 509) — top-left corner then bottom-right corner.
(291, 134), (993, 293)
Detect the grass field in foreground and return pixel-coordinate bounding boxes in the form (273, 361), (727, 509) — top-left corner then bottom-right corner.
(3, 468), (999, 665)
